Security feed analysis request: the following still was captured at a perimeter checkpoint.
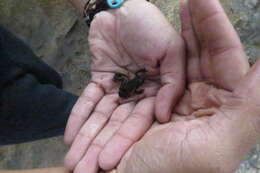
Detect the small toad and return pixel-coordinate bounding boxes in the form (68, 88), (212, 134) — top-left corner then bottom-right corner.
(113, 69), (146, 98)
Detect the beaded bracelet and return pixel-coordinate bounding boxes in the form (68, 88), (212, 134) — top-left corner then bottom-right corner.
(83, 0), (149, 26)
(83, 0), (124, 26)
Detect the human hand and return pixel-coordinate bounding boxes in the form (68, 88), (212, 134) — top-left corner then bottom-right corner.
(111, 0), (260, 173)
(63, 0), (185, 172)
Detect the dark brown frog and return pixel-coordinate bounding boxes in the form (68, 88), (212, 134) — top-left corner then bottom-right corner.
(113, 69), (146, 98)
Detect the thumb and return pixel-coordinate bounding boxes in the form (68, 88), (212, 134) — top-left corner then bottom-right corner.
(234, 59), (260, 101)
(216, 60), (260, 169)
(231, 59), (260, 139)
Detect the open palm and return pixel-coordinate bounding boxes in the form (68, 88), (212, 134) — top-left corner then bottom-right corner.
(64, 0), (185, 173)
(110, 0), (260, 173)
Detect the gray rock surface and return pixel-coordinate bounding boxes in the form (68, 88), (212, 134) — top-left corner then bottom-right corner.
(0, 137), (68, 169)
(0, 0), (259, 172)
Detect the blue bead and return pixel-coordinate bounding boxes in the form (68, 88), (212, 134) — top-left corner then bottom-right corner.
(107, 0), (124, 8)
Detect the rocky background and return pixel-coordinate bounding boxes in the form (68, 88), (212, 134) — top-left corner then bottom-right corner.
(0, 0), (259, 172)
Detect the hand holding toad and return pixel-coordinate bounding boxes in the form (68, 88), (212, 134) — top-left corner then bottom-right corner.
(64, 0), (185, 172)
(105, 0), (260, 173)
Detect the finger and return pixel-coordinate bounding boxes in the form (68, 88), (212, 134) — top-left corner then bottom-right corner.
(74, 103), (135, 173)
(64, 83), (104, 145)
(99, 97), (155, 170)
(189, 0), (249, 90)
(171, 113), (197, 122)
(180, 0), (202, 81)
(64, 95), (118, 170)
(156, 39), (185, 123)
(211, 60), (260, 167)
(234, 59), (260, 100)
(174, 90), (193, 116)
(74, 146), (99, 173)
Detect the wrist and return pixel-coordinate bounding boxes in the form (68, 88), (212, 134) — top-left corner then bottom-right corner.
(68, 0), (121, 26)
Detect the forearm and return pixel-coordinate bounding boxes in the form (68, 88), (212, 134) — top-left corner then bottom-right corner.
(0, 167), (69, 173)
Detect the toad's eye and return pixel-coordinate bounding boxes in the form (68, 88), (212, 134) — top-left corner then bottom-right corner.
(114, 73), (127, 82)
(107, 0), (124, 8)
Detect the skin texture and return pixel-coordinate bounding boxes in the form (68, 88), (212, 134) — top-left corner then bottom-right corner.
(64, 0), (185, 173)
(64, 0), (260, 172)
(2, 0), (256, 173)
(109, 0), (260, 173)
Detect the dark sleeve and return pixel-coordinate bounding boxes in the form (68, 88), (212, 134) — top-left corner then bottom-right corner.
(0, 73), (78, 145)
(0, 26), (63, 88)
(0, 26), (78, 145)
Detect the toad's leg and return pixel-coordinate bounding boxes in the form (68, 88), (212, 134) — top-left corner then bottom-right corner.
(135, 88), (144, 95)
(135, 69), (147, 76)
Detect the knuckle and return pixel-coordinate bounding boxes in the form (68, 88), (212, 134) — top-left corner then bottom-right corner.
(198, 10), (223, 28)
(80, 96), (96, 107)
(116, 131), (135, 142)
(93, 110), (109, 120)
(64, 154), (77, 170)
(91, 141), (104, 149)
(64, 136), (72, 146)
(71, 99), (91, 116)
(131, 112), (153, 122)
(109, 119), (122, 127)
(105, 94), (119, 102)
(77, 130), (93, 141)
